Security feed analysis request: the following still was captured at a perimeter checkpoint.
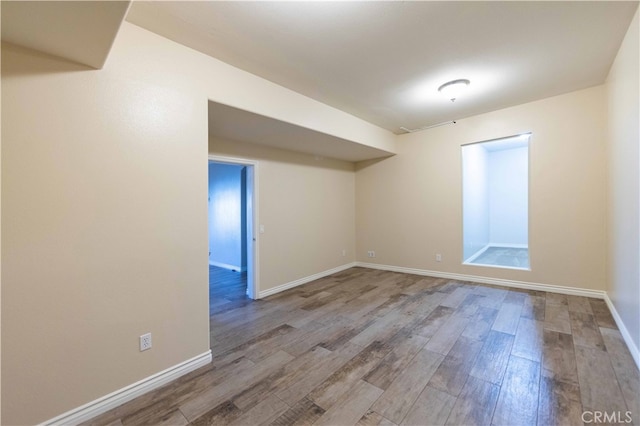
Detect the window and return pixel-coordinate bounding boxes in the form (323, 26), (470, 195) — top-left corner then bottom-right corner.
(462, 134), (530, 270)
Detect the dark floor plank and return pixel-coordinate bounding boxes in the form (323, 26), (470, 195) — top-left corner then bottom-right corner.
(275, 350), (351, 406)
(371, 348), (444, 424)
(492, 355), (540, 426)
(308, 341), (389, 410)
(440, 286), (475, 309)
(544, 304), (572, 334)
(462, 305), (499, 342)
(574, 345), (627, 415)
(349, 309), (418, 349)
(269, 397), (325, 426)
(428, 336), (484, 397)
(357, 410), (397, 426)
(599, 327), (640, 424)
(521, 295), (546, 321)
(228, 394), (289, 426)
(190, 400), (243, 426)
(470, 330), (514, 385)
(445, 376), (500, 426)
(546, 293), (568, 307)
(364, 333), (429, 390)
(473, 285), (508, 310)
(121, 405), (188, 426)
(569, 311), (606, 351)
(424, 314), (470, 355)
(179, 350), (293, 421)
(542, 330), (579, 384)
(512, 317), (544, 362)
(232, 345), (333, 410)
(504, 290), (528, 305)
(314, 380), (383, 426)
(538, 376), (584, 426)
(491, 302), (523, 335)
(400, 386), (456, 426)
(567, 295), (594, 314)
(279, 321), (348, 356)
(589, 299), (617, 329)
(210, 311), (305, 357)
(411, 305), (455, 338)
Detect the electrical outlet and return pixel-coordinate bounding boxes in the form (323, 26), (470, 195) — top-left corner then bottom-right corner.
(367, 251), (376, 258)
(140, 333), (152, 351)
(436, 253), (442, 262)
(342, 249), (347, 257)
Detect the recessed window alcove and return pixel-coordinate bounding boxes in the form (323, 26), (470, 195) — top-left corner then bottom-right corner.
(462, 134), (531, 270)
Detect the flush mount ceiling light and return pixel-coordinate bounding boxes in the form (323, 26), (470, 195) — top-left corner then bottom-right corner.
(438, 79), (470, 102)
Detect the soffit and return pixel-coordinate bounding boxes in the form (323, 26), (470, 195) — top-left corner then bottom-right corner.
(2, 1), (131, 69)
(208, 101), (394, 163)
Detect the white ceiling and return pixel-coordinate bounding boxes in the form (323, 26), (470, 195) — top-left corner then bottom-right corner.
(1, 1), (131, 69)
(127, 1), (638, 134)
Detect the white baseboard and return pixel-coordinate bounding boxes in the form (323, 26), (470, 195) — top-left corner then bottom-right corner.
(209, 260), (245, 272)
(355, 262), (606, 299)
(258, 262), (357, 298)
(603, 294), (640, 370)
(42, 350), (212, 426)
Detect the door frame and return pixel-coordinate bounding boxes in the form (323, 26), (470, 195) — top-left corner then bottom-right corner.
(208, 154), (259, 299)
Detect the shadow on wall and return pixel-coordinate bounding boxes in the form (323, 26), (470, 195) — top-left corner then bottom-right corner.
(1, 42), (94, 77)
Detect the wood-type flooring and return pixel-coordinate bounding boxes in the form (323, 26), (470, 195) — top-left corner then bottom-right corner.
(209, 265), (248, 308)
(85, 267), (639, 426)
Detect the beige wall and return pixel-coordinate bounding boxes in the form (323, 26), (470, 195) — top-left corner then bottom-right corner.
(606, 9), (640, 353)
(1, 21), (389, 425)
(1, 42), (210, 425)
(209, 137), (356, 292)
(356, 86), (607, 291)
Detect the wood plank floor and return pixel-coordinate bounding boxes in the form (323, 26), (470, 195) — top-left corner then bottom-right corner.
(85, 267), (639, 426)
(209, 265), (248, 313)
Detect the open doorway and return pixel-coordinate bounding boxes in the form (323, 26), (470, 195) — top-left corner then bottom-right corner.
(208, 155), (258, 311)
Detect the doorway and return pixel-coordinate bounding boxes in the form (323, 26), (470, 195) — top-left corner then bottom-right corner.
(208, 155), (258, 306)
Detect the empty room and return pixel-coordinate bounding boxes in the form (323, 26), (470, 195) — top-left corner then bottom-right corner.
(2, 1), (639, 425)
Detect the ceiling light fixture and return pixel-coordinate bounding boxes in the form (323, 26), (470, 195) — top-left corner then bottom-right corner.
(438, 79), (470, 102)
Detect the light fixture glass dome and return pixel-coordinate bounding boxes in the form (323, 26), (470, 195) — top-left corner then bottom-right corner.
(438, 79), (470, 102)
